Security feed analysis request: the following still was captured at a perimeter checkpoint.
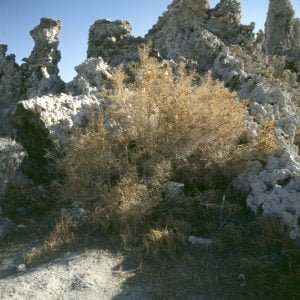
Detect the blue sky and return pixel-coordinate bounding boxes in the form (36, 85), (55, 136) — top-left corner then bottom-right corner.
(0, 0), (299, 82)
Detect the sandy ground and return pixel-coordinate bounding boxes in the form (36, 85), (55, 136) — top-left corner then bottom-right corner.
(0, 250), (151, 300)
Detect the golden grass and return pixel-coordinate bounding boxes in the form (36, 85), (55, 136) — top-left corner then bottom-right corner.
(25, 217), (76, 265)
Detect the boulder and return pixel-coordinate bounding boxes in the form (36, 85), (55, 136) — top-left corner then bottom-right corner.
(67, 57), (112, 95)
(13, 94), (104, 182)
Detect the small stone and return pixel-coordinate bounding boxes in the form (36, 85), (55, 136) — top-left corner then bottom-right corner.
(188, 236), (213, 247)
(17, 264), (27, 272)
(17, 224), (26, 230)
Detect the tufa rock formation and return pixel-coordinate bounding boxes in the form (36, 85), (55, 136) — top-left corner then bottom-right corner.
(0, 45), (23, 136)
(22, 18), (65, 98)
(0, 18), (66, 137)
(264, 0), (300, 56)
(87, 19), (143, 66)
(264, 0), (300, 81)
(147, 0), (255, 70)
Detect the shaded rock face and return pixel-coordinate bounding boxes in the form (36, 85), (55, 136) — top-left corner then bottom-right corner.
(0, 138), (26, 204)
(264, 0), (300, 56)
(22, 18), (65, 98)
(87, 19), (144, 66)
(0, 45), (23, 136)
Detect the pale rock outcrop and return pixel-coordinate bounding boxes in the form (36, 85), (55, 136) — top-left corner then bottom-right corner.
(147, 0), (255, 70)
(13, 94), (104, 182)
(147, 1), (223, 69)
(0, 45), (23, 136)
(22, 18), (65, 98)
(67, 57), (112, 95)
(214, 47), (300, 238)
(87, 19), (143, 66)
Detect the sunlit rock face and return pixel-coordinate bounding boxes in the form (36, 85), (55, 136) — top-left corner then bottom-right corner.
(146, 0), (255, 70)
(87, 19), (144, 66)
(22, 18), (65, 98)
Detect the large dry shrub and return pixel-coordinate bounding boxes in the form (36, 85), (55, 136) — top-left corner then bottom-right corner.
(58, 45), (275, 255)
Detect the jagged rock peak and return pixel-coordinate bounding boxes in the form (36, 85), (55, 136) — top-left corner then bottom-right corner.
(27, 17), (62, 70)
(87, 19), (132, 58)
(87, 19), (143, 66)
(0, 44), (8, 58)
(23, 17), (65, 98)
(264, 0), (300, 56)
(212, 0), (241, 24)
(172, 0), (210, 13)
(147, 0), (254, 68)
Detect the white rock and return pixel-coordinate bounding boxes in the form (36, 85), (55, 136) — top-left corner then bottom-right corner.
(188, 236), (213, 247)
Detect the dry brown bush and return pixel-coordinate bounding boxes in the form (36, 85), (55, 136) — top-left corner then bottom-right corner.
(58, 45), (277, 256)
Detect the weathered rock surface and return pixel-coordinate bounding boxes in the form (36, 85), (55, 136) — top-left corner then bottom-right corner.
(264, 0), (300, 56)
(67, 57), (112, 95)
(13, 93), (104, 182)
(87, 19), (144, 66)
(0, 45), (23, 136)
(146, 0), (300, 238)
(22, 18), (65, 98)
(264, 0), (300, 83)
(214, 46), (300, 238)
(0, 138), (26, 204)
(147, 0), (255, 70)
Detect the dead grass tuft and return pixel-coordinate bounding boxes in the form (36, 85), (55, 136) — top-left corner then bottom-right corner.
(25, 217), (76, 266)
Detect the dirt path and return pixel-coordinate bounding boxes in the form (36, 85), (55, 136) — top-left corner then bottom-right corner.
(0, 250), (151, 300)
